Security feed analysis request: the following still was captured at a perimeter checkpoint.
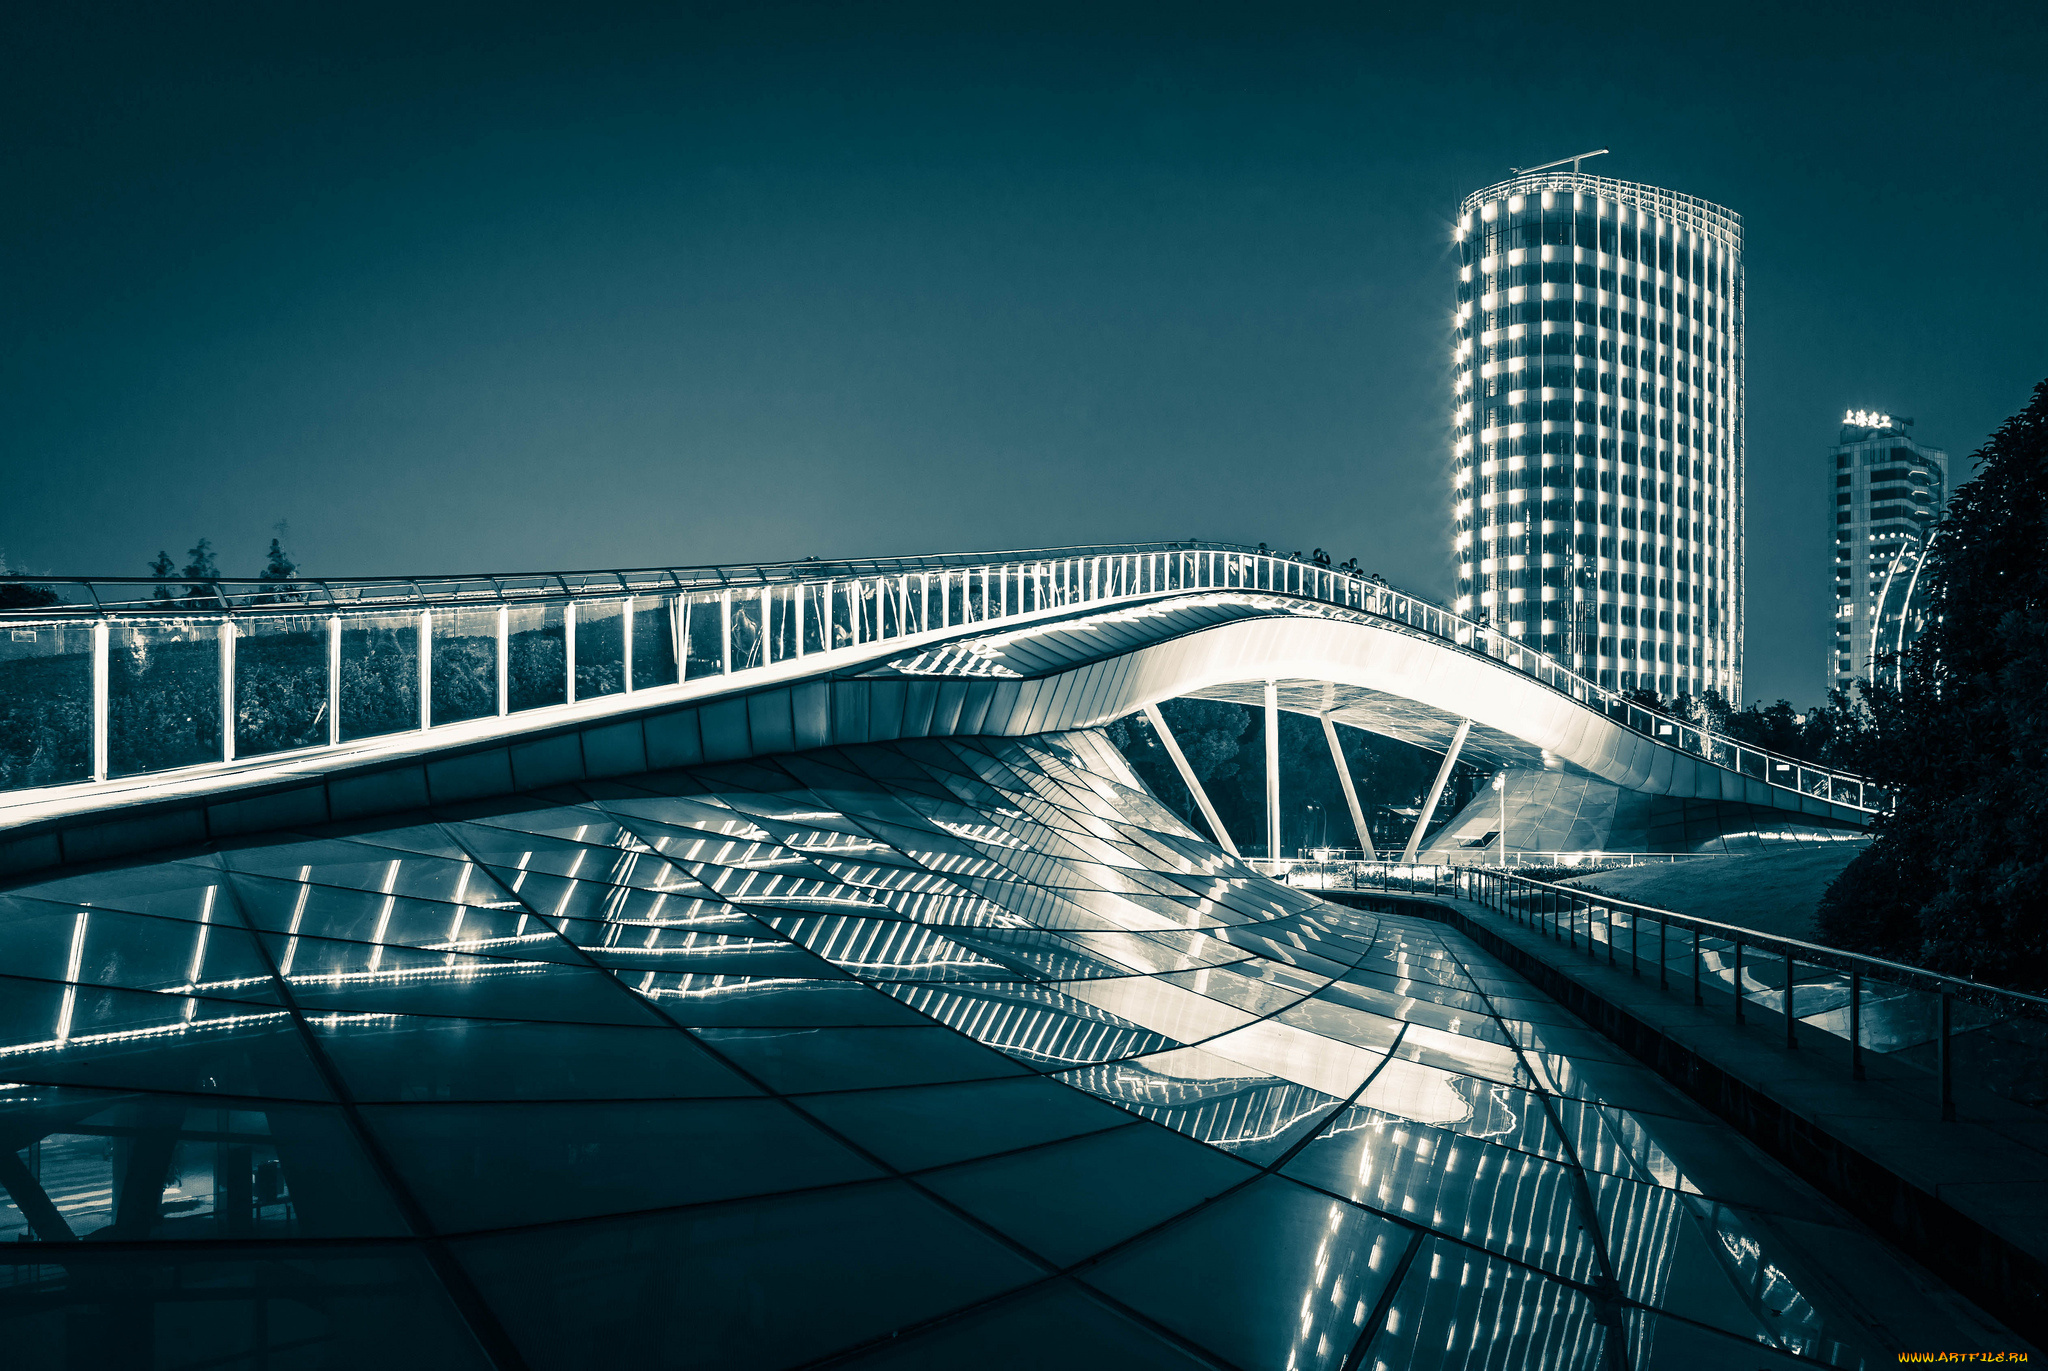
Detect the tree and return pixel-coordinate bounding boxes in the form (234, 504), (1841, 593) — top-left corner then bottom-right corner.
(181, 539), (218, 582)
(0, 548), (58, 609)
(1817, 378), (2048, 991)
(262, 536), (297, 582)
(149, 549), (177, 600)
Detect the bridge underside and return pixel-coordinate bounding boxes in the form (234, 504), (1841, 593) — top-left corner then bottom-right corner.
(0, 725), (1957, 1366)
(1152, 677), (1865, 858)
(1420, 768), (1867, 858)
(0, 597), (1867, 882)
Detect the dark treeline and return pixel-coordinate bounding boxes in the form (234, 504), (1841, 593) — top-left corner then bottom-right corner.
(1105, 700), (1463, 857)
(1811, 378), (2048, 993)
(0, 532), (300, 610)
(1613, 685), (1873, 773)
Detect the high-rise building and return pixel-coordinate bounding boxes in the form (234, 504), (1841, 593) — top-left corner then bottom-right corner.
(1828, 410), (1947, 693)
(1450, 171), (1744, 701)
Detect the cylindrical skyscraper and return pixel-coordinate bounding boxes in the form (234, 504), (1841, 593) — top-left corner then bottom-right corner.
(1450, 171), (1743, 702)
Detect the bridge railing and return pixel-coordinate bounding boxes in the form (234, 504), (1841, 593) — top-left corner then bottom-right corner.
(0, 544), (1879, 811)
(1326, 863), (2048, 1123)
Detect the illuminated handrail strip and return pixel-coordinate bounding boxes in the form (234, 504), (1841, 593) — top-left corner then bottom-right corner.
(0, 544), (1878, 812)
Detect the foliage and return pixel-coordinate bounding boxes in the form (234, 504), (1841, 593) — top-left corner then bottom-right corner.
(107, 634), (222, 775)
(0, 649), (91, 788)
(1816, 378), (2048, 992)
(262, 534), (297, 582)
(181, 539), (219, 581)
(1623, 685), (1872, 772)
(235, 624), (329, 756)
(0, 584), (58, 610)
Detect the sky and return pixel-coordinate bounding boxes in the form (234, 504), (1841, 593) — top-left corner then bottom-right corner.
(3, 0), (2043, 706)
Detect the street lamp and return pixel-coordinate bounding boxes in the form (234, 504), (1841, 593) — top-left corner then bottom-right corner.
(1492, 773), (1508, 869)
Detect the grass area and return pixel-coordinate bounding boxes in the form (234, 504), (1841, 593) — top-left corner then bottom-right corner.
(1556, 841), (1870, 942)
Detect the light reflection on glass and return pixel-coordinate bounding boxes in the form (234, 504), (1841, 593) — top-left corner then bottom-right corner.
(0, 729), (1897, 1368)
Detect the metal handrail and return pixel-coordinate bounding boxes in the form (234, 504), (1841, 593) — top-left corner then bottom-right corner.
(1461, 867), (2048, 1011)
(1, 544), (1878, 812)
(1327, 862), (2046, 1123)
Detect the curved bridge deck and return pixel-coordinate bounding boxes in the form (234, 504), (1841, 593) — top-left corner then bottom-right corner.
(1, 544), (1872, 875)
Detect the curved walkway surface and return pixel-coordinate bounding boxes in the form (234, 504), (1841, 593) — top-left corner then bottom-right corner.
(1, 547), (1869, 878)
(0, 728), (2006, 1367)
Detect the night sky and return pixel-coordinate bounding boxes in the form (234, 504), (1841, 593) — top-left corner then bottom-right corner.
(4, 2), (2042, 706)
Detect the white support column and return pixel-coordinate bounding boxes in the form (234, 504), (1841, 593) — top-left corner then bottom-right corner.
(1320, 712), (1374, 859)
(622, 597), (636, 691)
(91, 621), (109, 780)
(720, 590), (733, 672)
(795, 582), (806, 658)
(1263, 680), (1281, 861)
(1142, 704), (1239, 858)
(495, 606), (509, 715)
(220, 621), (237, 762)
(761, 586), (773, 658)
(1402, 718), (1472, 864)
(564, 601), (578, 704)
(417, 610), (432, 731)
(326, 616), (341, 744)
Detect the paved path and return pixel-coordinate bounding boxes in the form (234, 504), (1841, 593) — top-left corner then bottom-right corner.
(1415, 890), (2048, 1348)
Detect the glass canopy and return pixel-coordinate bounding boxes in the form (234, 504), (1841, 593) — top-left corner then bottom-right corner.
(0, 729), (1920, 1367)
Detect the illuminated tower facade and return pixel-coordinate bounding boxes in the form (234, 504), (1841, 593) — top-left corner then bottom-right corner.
(1828, 410), (1947, 693)
(1450, 171), (1744, 701)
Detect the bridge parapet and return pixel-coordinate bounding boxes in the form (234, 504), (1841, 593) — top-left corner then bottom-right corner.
(1, 543), (1879, 816)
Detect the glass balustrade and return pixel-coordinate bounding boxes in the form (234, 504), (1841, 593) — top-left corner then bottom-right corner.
(631, 595), (680, 690)
(0, 620), (93, 788)
(429, 607), (498, 727)
(235, 614), (329, 756)
(574, 599), (628, 700)
(338, 613), (420, 743)
(1432, 864), (2048, 1122)
(0, 543), (1874, 807)
(507, 603), (566, 712)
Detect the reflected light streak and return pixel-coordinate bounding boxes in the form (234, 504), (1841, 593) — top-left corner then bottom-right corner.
(55, 910), (88, 1042)
(4, 1008), (294, 1059)
(365, 860), (401, 973)
(279, 865), (312, 975)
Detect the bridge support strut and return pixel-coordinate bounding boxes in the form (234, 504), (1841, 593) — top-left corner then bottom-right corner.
(1263, 682), (1282, 862)
(1402, 718), (1472, 864)
(1141, 704), (1240, 858)
(1320, 712), (1374, 859)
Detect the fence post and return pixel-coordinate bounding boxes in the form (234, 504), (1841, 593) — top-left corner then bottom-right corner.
(565, 601), (579, 704)
(91, 620), (110, 780)
(418, 609), (432, 731)
(327, 616), (342, 745)
(220, 620), (237, 763)
(1784, 951), (1796, 1049)
(1850, 971), (1864, 1081)
(1939, 992), (1955, 1122)
(1692, 928), (1702, 1007)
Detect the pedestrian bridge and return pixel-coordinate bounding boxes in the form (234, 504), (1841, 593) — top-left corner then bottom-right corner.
(0, 542), (1871, 876)
(5, 546), (2029, 1371)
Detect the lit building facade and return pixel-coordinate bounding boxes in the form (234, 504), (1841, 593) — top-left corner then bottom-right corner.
(1828, 410), (1947, 692)
(1451, 173), (1744, 701)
